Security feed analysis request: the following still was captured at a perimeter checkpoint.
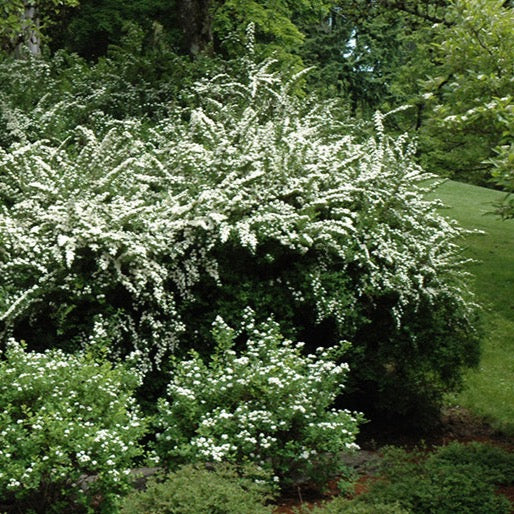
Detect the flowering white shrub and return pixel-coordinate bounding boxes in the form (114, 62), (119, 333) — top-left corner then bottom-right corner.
(0, 42), (224, 150)
(0, 57), (480, 416)
(0, 341), (146, 512)
(0, 53), (110, 149)
(154, 310), (362, 487)
(0, 121), (189, 367)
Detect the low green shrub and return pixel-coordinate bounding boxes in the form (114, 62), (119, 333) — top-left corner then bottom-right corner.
(358, 443), (513, 514)
(0, 341), (147, 513)
(431, 441), (514, 485)
(302, 497), (409, 513)
(121, 463), (275, 514)
(154, 312), (362, 488)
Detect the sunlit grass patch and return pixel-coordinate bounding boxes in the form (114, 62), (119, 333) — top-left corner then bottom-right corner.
(432, 180), (514, 434)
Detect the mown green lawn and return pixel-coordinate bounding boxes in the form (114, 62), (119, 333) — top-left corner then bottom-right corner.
(431, 180), (514, 434)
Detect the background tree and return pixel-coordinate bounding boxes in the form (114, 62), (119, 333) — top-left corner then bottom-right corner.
(300, 1), (447, 113)
(0, 0), (79, 56)
(177, 0), (213, 55)
(48, 0), (174, 58)
(47, 0), (337, 65)
(418, 0), (513, 194)
(301, 0), (513, 197)
(211, 0), (335, 66)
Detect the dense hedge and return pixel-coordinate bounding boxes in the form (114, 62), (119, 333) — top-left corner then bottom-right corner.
(0, 57), (480, 422)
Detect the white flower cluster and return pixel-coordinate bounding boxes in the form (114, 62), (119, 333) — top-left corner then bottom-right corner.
(0, 59), (474, 372)
(0, 341), (146, 504)
(155, 311), (362, 485)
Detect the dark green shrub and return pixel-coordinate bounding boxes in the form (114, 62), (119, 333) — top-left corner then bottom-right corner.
(121, 463), (275, 514)
(432, 441), (514, 485)
(358, 443), (512, 514)
(304, 497), (409, 513)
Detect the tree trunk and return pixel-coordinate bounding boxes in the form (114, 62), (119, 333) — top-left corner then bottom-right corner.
(176, 0), (213, 56)
(15, 1), (41, 57)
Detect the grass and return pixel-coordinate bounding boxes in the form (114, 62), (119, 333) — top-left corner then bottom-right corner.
(430, 180), (514, 434)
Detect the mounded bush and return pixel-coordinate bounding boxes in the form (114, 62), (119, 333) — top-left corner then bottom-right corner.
(0, 341), (146, 513)
(154, 311), (362, 487)
(430, 441), (514, 486)
(0, 57), (480, 420)
(121, 463), (275, 514)
(358, 443), (513, 514)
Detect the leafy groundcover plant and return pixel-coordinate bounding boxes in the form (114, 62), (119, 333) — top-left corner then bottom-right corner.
(121, 463), (275, 514)
(0, 341), (146, 513)
(154, 310), (362, 488)
(293, 441), (514, 513)
(0, 55), (480, 421)
(356, 442), (514, 514)
(304, 498), (409, 514)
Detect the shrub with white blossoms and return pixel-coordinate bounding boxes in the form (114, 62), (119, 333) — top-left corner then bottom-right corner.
(0, 341), (146, 512)
(0, 56), (480, 418)
(154, 310), (363, 487)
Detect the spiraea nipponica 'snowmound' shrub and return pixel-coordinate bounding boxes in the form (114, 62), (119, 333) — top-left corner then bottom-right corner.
(0, 58), (480, 418)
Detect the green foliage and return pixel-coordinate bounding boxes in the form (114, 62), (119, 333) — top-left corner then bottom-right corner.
(299, 0), (512, 199)
(154, 312), (362, 488)
(301, 498), (409, 513)
(0, 58), (480, 421)
(121, 463), (275, 514)
(0, 53), (108, 147)
(433, 441), (514, 483)
(301, 2), (414, 114)
(0, 341), (146, 513)
(359, 443), (513, 513)
(490, 122), (514, 218)
(0, 0), (79, 55)
(297, 441), (514, 513)
(213, 0), (334, 66)
(420, 0), (514, 192)
(46, 0), (336, 65)
(0, 40), (225, 148)
(49, 0), (175, 58)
